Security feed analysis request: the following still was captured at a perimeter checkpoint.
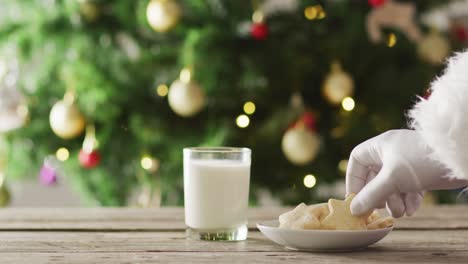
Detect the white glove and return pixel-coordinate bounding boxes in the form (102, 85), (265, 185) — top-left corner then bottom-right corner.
(346, 129), (468, 217)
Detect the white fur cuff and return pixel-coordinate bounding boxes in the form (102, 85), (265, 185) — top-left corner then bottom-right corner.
(409, 50), (468, 180)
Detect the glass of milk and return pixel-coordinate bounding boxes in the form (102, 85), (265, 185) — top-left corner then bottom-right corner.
(184, 147), (251, 241)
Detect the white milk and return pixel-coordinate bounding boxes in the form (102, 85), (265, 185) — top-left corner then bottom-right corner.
(184, 159), (250, 230)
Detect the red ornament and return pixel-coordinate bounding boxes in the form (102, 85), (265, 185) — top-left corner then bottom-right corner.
(300, 111), (316, 131)
(79, 149), (101, 169)
(288, 111), (316, 131)
(454, 26), (468, 42)
(368, 0), (386, 8)
(251, 23), (268, 40)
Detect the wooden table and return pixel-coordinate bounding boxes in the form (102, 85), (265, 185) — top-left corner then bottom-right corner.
(0, 206), (466, 263)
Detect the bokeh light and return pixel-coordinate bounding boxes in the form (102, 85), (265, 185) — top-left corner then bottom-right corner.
(338, 159), (349, 174)
(303, 174), (317, 188)
(304, 6), (318, 20)
(141, 155), (160, 172)
(304, 5), (326, 20)
(243, 101), (256, 115)
(387, 33), (397, 47)
(341, 97), (355, 111)
(156, 84), (168, 97)
(56, 148), (70, 162)
(236, 114), (250, 128)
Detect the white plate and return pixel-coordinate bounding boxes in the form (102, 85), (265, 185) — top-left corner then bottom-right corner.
(257, 220), (393, 252)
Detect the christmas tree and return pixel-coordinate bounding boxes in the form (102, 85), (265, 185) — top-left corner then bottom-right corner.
(0, 0), (464, 206)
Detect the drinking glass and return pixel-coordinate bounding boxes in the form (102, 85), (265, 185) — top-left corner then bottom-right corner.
(183, 147), (251, 241)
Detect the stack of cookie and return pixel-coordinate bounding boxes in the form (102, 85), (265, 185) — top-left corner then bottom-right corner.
(279, 194), (394, 230)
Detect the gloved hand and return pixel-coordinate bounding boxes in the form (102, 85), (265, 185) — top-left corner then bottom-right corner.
(346, 129), (468, 218)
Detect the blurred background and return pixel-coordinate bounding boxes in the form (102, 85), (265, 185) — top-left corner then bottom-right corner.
(0, 0), (466, 207)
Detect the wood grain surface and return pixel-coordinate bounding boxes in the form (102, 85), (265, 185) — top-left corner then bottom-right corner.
(0, 206), (465, 263)
(0, 206), (465, 230)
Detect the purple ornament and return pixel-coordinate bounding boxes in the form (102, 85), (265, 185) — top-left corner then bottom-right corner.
(39, 163), (57, 186)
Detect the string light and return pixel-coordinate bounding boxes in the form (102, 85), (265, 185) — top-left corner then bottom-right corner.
(304, 5), (326, 20)
(236, 114), (250, 128)
(338, 159), (349, 174)
(341, 97), (355, 111)
(303, 174), (317, 188)
(243, 101), (256, 115)
(386, 33), (397, 47)
(156, 84), (168, 97)
(141, 155), (160, 172)
(56, 148), (70, 162)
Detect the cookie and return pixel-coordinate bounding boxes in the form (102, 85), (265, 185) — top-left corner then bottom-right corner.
(367, 216), (394, 230)
(309, 203), (330, 223)
(279, 203), (321, 230)
(278, 194), (394, 231)
(321, 193), (370, 230)
(366, 210), (381, 225)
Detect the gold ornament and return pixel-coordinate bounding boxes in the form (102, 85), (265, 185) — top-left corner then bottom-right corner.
(146, 0), (181, 33)
(49, 91), (85, 139)
(168, 68), (205, 117)
(322, 62), (354, 105)
(281, 125), (320, 165)
(418, 31), (450, 65)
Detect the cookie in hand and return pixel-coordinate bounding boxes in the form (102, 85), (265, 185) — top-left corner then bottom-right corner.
(321, 193), (370, 230)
